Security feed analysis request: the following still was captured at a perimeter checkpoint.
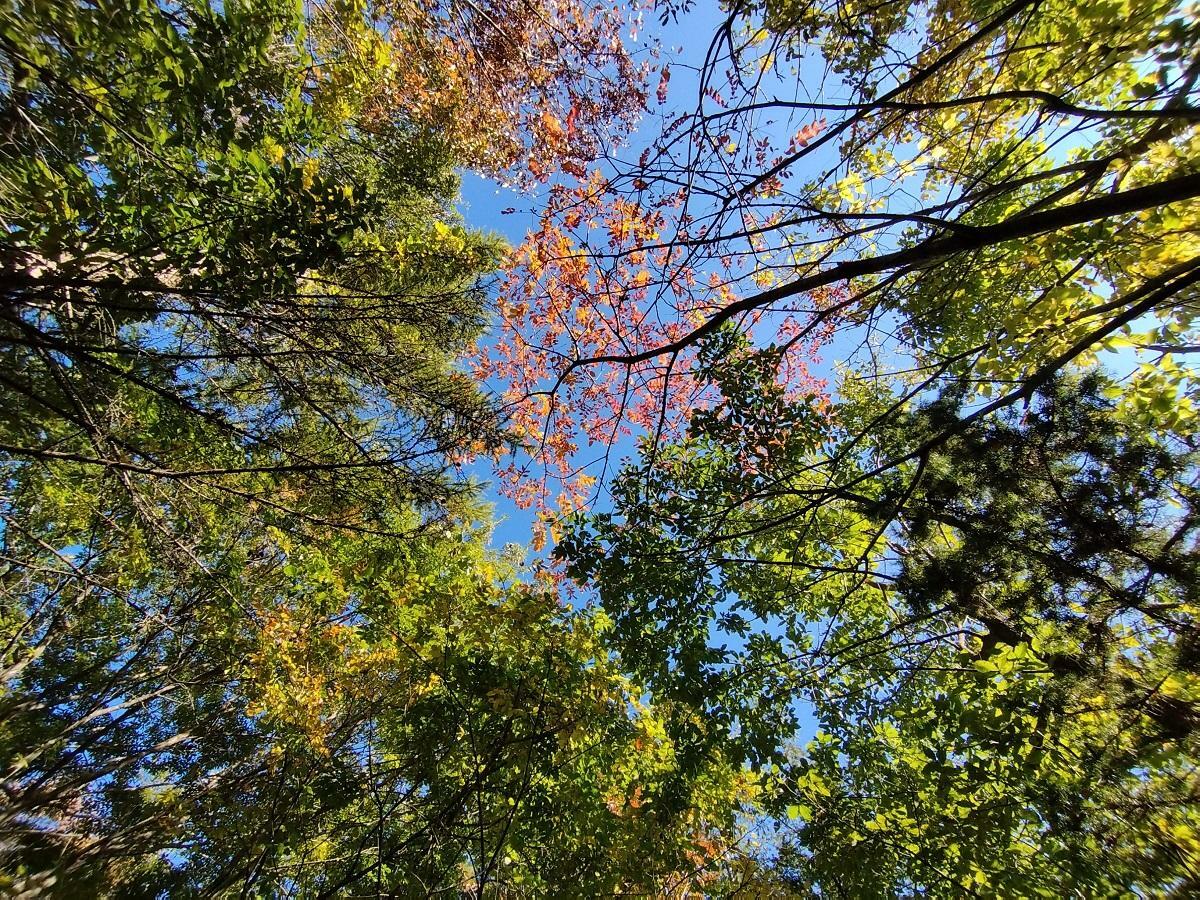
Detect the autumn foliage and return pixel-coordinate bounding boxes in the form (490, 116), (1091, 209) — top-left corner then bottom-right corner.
(313, 0), (651, 181)
(474, 154), (837, 534)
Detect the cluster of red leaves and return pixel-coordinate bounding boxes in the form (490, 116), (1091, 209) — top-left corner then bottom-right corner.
(472, 164), (835, 545)
(309, 0), (845, 550)
(349, 1), (846, 542)
(474, 170), (706, 541)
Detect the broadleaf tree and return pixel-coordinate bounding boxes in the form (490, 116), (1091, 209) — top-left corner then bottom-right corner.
(0, 0), (749, 894)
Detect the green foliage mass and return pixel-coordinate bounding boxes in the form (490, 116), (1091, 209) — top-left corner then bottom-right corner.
(0, 0), (505, 504)
(0, 0), (747, 894)
(562, 331), (1200, 896)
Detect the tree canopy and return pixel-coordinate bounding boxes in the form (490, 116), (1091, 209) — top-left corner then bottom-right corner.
(2, 0), (1198, 896)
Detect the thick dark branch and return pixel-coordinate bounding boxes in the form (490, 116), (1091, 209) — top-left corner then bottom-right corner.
(561, 171), (1200, 373)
